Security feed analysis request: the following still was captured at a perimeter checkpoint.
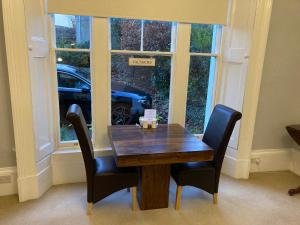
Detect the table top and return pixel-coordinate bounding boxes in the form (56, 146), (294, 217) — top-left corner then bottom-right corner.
(108, 124), (213, 167)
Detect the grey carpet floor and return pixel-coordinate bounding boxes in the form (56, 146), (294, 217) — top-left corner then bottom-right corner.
(0, 171), (300, 225)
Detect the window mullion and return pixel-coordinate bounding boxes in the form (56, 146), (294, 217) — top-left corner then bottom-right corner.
(204, 25), (220, 128)
(92, 17), (110, 149)
(212, 26), (224, 112)
(110, 49), (174, 56)
(189, 52), (218, 57)
(48, 15), (61, 148)
(55, 48), (90, 53)
(169, 23), (191, 126)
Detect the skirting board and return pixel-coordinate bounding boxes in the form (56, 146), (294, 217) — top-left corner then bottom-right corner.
(17, 156), (52, 202)
(8, 149), (299, 197)
(222, 154), (250, 179)
(290, 148), (300, 176)
(222, 148), (300, 178)
(0, 167), (17, 196)
(250, 149), (292, 173)
(51, 149), (112, 185)
(53, 148), (251, 183)
(52, 147), (300, 186)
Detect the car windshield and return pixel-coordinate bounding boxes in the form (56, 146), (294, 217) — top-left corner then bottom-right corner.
(57, 72), (88, 88)
(74, 67), (90, 79)
(57, 64), (90, 81)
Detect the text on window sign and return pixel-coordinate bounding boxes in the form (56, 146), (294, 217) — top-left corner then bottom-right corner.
(128, 58), (156, 67)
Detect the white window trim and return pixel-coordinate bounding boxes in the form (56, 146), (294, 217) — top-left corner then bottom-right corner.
(189, 52), (219, 57)
(169, 23), (191, 125)
(172, 23), (223, 133)
(49, 15), (93, 148)
(204, 25), (223, 128)
(49, 15), (223, 150)
(110, 50), (174, 56)
(109, 19), (178, 129)
(49, 15), (61, 148)
(55, 48), (91, 53)
(92, 17), (111, 149)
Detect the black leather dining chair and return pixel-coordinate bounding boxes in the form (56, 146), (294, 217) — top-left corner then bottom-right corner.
(66, 104), (139, 214)
(171, 104), (242, 210)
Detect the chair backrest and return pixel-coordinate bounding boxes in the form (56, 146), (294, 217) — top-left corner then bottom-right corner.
(66, 104), (95, 179)
(202, 104), (242, 173)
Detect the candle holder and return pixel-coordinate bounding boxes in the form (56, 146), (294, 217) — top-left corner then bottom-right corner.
(139, 117), (158, 129)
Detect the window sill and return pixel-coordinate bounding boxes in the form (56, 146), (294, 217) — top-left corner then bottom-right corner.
(194, 134), (204, 140)
(53, 147), (113, 156)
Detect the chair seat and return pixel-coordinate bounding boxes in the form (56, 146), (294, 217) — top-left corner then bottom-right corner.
(171, 162), (216, 194)
(95, 155), (138, 176)
(93, 155), (138, 203)
(171, 105), (242, 209)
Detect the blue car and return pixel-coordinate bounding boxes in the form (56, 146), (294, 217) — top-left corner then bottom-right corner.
(57, 64), (152, 125)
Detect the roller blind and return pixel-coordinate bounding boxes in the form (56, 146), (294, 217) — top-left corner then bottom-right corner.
(48, 0), (229, 25)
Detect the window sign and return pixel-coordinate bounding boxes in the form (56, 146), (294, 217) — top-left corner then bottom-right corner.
(144, 109), (157, 121)
(129, 58), (156, 67)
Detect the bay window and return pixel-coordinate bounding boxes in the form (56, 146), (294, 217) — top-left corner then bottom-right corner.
(50, 15), (222, 148)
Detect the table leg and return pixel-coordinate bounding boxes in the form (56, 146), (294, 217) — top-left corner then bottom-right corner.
(138, 164), (170, 210)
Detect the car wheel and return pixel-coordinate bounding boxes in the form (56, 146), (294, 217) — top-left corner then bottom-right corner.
(112, 103), (132, 125)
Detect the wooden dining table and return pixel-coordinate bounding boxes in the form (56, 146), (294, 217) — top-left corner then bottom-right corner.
(108, 123), (213, 210)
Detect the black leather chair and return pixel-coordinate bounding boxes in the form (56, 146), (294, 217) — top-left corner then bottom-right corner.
(171, 104), (242, 210)
(66, 104), (139, 214)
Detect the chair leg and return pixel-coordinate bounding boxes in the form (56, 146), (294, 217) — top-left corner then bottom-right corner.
(175, 186), (183, 210)
(213, 193), (218, 204)
(127, 188), (130, 192)
(87, 202), (93, 215)
(131, 187), (138, 211)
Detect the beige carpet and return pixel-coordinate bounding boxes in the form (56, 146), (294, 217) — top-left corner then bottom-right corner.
(0, 171), (300, 225)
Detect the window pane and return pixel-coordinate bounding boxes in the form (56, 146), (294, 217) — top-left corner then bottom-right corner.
(190, 24), (214, 53)
(54, 14), (90, 49)
(186, 56), (215, 134)
(143, 21), (172, 52)
(57, 72), (89, 89)
(110, 18), (141, 50)
(111, 55), (171, 125)
(56, 51), (91, 141)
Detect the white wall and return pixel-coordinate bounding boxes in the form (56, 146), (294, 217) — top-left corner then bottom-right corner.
(252, 0), (300, 150)
(0, 1), (15, 167)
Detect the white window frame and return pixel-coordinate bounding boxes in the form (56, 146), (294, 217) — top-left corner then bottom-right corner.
(187, 25), (223, 136)
(171, 23), (223, 138)
(108, 18), (177, 127)
(49, 15), (93, 149)
(49, 15), (223, 149)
